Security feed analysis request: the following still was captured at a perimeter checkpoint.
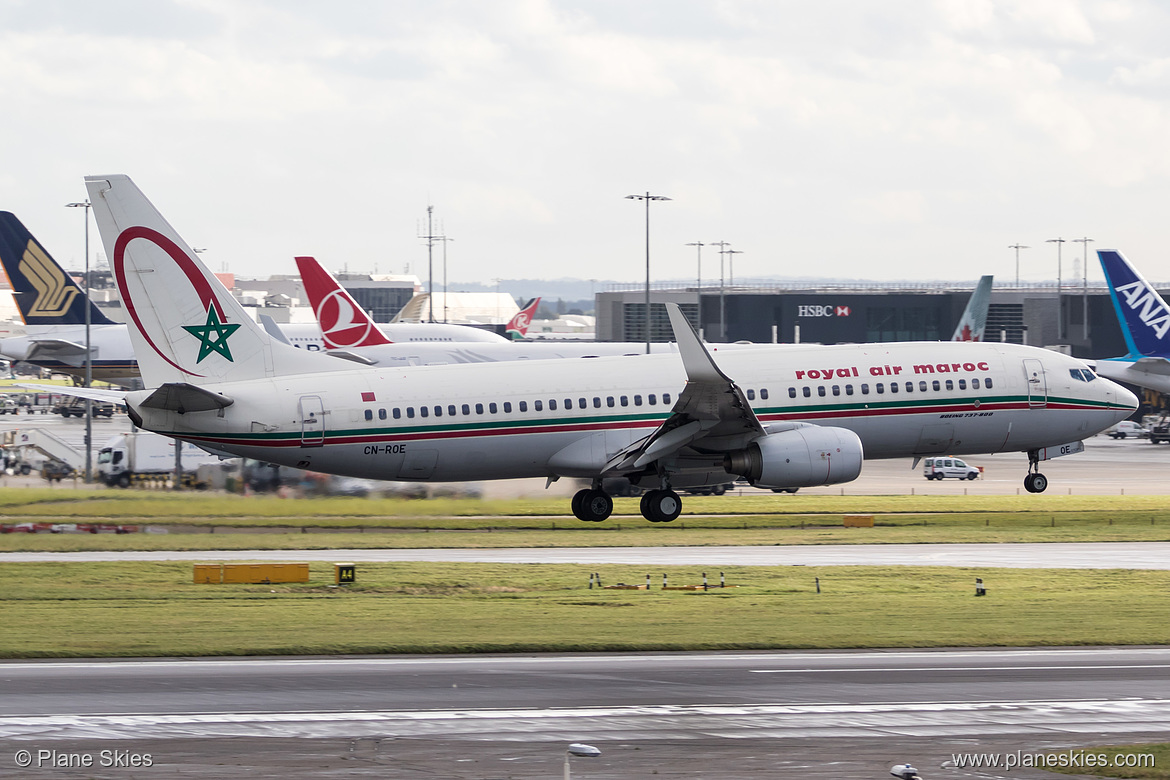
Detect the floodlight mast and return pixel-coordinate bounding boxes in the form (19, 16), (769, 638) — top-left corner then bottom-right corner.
(625, 192), (671, 353)
(65, 200), (92, 484)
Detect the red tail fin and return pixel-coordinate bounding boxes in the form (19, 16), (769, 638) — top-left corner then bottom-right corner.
(295, 256), (392, 348)
(506, 297), (540, 340)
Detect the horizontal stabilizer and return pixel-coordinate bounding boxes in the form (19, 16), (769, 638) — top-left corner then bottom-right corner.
(1133, 356), (1170, 376)
(25, 338), (89, 358)
(16, 383), (126, 403)
(139, 382), (234, 414)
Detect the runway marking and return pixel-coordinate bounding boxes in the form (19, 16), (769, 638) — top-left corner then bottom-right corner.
(749, 664), (1170, 674)
(5, 699), (1170, 742)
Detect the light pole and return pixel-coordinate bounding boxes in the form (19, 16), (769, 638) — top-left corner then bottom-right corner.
(626, 192), (671, 353)
(65, 201), (92, 484)
(724, 247), (743, 286)
(710, 240), (729, 341)
(1008, 243), (1029, 287)
(1047, 237), (1066, 340)
(685, 241), (704, 323)
(1071, 236), (1094, 340)
(564, 743), (601, 780)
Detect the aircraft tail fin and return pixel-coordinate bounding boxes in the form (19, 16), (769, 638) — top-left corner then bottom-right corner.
(294, 256), (392, 349)
(0, 212), (118, 327)
(1099, 249), (1170, 357)
(84, 175), (357, 387)
(951, 275), (993, 341)
(506, 297), (540, 340)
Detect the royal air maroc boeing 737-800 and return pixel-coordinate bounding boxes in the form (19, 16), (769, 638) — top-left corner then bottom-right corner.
(81, 174), (1135, 521)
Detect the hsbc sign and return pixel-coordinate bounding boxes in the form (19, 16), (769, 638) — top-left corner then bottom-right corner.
(797, 305), (851, 317)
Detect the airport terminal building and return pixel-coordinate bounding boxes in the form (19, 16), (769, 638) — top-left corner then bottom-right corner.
(595, 282), (1137, 362)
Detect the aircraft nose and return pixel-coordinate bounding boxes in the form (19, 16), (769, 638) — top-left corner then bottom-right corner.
(1105, 378), (1139, 418)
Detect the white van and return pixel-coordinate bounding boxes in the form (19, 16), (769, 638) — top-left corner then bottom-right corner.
(922, 457), (980, 481)
(1107, 421), (1149, 439)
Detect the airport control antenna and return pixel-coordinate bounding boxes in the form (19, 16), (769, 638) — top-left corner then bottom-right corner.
(418, 205), (449, 323)
(1009, 243), (1029, 288)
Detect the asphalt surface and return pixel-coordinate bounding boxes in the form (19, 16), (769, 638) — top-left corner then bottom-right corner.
(3, 649), (1170, 778)
(8, 541), (1170, 568)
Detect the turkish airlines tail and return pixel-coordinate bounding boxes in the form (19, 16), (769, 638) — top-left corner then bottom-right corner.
(1100, 249), (1170, 357)
(505, 297), (540, 340)
(0, 212), (118, 327)
(295, 256), (393, 349)
(84, 175), (354, 388)
(951, 275), (993, 341)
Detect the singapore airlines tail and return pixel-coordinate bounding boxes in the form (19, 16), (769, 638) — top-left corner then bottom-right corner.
(84, 175), (357, 393)
(1100, 249), (1170, 358)
(295, 255), (392, 349)
(506, 297), (541, 340)
(951, 275), (993, 341)
(0, 212), (118, 327)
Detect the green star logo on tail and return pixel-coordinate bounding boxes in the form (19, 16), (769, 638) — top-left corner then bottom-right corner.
(182, 305), (241, 363)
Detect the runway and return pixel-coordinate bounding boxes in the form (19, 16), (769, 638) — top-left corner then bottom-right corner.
(8, 540), (1170, 568)
(2, 649), (1169, 778)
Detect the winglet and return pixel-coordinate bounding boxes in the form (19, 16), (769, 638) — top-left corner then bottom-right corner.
(1099, 249), (1170, 357)
(665, 302), (730, 384)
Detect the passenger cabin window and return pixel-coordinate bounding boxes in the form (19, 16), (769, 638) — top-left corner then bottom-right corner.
(503, 402), (512, 413)
(789, 387), (797, 398)
(448, 405), (457, 416)
(877, 383), (885, 394)
(519, 401), (528, 412)
(932, 380), (940, 391)
(746, 389), (756, 400)
(958, 380), (967, 390)
(550, 399), (558, 410)
(606, 397), (615, 407)
(476, 403), (484, 414)
(648, 394), (657, 405)
(818, 386), (826, 397)
(633, 395), (642, 406)
(364, 410), (373, 421)
(489, 402), (498, 413)
(380, 409), (389, 420)
(406, 407), (415, 418)
(593, 397), (601, 408)
(663, 393), (672, 404)
(845, 384), (854, 395)
(890, 382), (899, 394)
(945, 380), (953, 390)
(420, 407), (428, 418)
(985, 378), (993, 388)
(832, 385), (840, 396)
(919, 381), (927, 392)
(861, 383), (869, 395)
(760, 388), (769, 400)
(620, 396), (628, 407)
(803, 387), (811, 398)
(462, 404), (471, 415)
(535, 400), (543, 412)
(972, 378), (981, 390)
(565, 399), (573, 409)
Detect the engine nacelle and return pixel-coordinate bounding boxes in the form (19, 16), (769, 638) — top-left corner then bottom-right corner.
(723, 425), (863, 489)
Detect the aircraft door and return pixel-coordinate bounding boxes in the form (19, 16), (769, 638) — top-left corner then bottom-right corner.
(1023, 359), (1047, 408)
(299, 395), (325, 446)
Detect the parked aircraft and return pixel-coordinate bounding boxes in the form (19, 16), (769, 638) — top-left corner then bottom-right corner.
(0, 212), (139, 386)
(0, 215), (506, 385)
(506, 298), (540, 339)
(83, 174), (1134, 519)
(294, 255), (743, 365)
(952, 275), (993, 341)
(1095, 249), (1170, 394)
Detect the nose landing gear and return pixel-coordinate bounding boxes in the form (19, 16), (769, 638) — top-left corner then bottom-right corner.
(1023, 450), (1048, 493)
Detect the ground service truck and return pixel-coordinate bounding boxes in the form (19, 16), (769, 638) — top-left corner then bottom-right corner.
(97, 432), (221, 487)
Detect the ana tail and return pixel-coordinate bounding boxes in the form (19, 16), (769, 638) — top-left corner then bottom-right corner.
(1099, 249), (1170, 357)
(0, 212), (117, 327)
(84, 175), (357, 387)
(506, 297), (541, 340)
(295, 255), (392, 349)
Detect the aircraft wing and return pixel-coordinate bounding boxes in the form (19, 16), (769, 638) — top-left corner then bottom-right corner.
(603, 304), (765, 473)
(16, 383), (127, 403)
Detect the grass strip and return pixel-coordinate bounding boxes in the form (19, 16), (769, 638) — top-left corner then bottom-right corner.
(2, 561), (1169, 657)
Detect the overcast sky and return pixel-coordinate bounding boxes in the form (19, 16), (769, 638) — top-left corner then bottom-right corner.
(2, 0), (1169, 288)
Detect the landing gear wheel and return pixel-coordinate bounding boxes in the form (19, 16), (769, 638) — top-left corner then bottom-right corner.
(641, 489), (682, 523)
(1030, 472), (1048, 493)
(571, 489), (588, 520)
(576, 489), (613, 522)
(711, 484), (726, 496)
(1023, 474), (1036, 493)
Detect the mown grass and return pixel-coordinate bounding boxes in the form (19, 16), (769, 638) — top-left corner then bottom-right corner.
(2, 561), (1169, 657)
(1046, 744), (1170, 779)
(4, 490), (1170, 551)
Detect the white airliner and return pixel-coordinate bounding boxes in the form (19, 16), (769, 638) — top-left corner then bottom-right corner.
(1094, 249), (1170, 394)
(82, 174), (1134, 519)
(0, 214), (505, 387)
(294, 255), (744, 366)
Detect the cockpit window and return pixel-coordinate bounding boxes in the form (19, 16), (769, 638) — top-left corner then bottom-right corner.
(1070, 368), (1097, 382)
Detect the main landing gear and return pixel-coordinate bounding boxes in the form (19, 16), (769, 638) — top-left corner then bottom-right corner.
(571, 482), (684, 523)
(1023, 450), (1048, 494)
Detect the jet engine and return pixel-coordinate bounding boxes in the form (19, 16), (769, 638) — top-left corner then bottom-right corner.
(723, 425), (863, 489)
